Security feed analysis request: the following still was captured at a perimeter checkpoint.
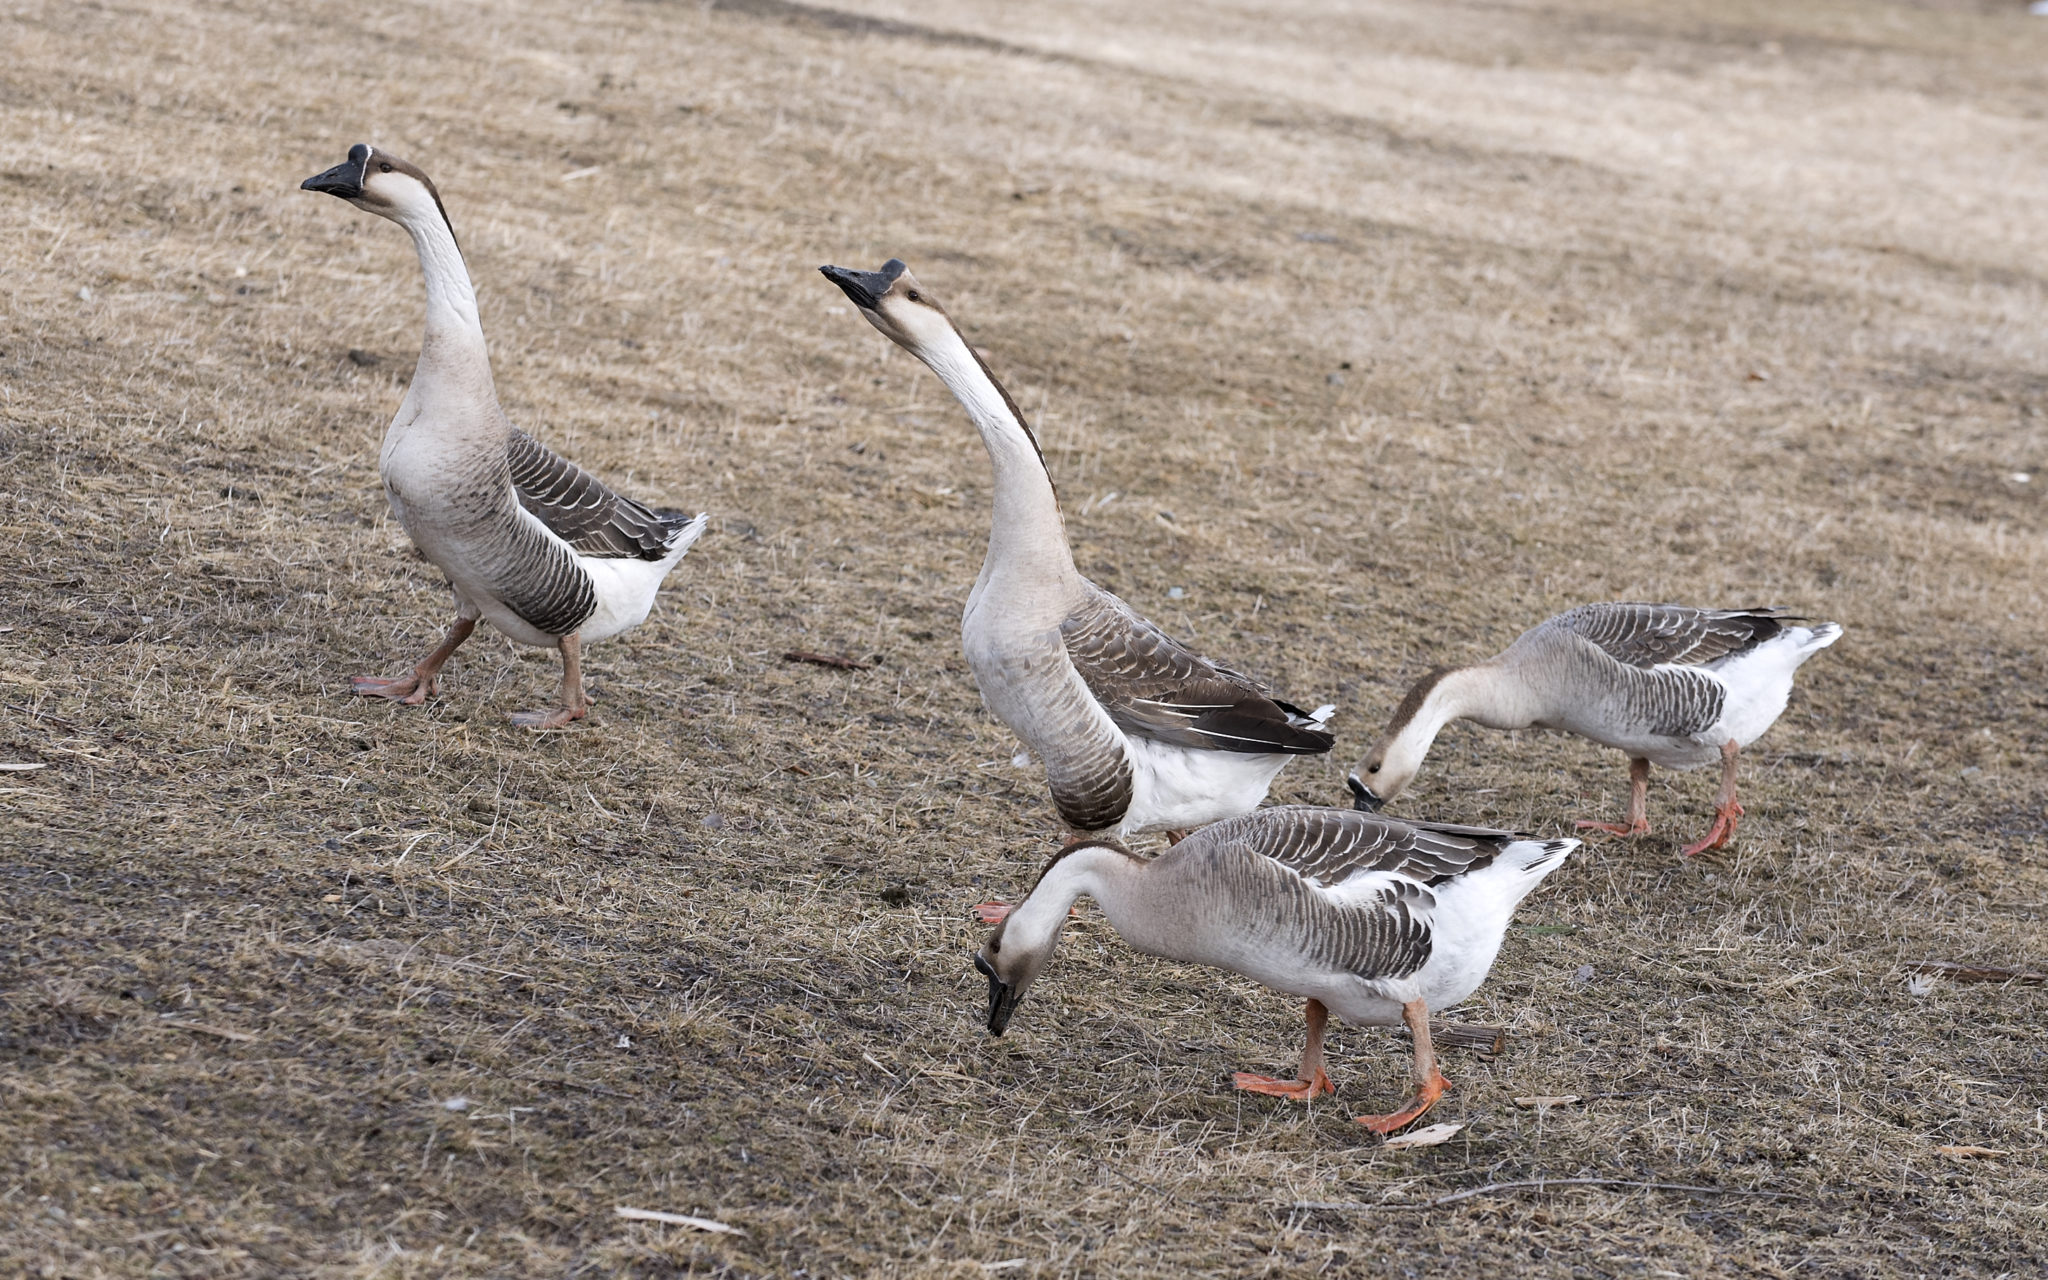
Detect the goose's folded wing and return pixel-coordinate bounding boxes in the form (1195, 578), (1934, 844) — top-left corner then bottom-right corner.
(1237, 806), (1518, 889)
(1216, 808), (1524, 979)
(1060, 591), (1333, 756)
(507, 429), (694, 561)
(1552, 602), (1788, 669)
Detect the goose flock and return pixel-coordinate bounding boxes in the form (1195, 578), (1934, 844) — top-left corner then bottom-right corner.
(302, 145), (1842, 1135)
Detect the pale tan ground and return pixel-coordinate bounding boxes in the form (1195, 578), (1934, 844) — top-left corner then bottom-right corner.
(2, 0), (2045, 1276)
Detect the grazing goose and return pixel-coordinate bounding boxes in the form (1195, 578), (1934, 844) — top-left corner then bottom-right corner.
(819, 259), (1334, 863)
(973, 807), (1576, 1133)
(1348, 604), (1842, 856)
(301, 144), (706, 728)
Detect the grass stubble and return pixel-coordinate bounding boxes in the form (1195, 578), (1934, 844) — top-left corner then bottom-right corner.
(1, 0), (2044, 1275)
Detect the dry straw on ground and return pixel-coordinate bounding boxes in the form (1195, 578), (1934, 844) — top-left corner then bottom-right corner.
(2, 0), (2045, 1275)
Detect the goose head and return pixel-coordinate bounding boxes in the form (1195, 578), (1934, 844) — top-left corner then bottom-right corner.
(1348, 724), (1431, 811)
(1347, 668), (1457, 810)
(301, 144), (455, 237)
(819, 259), (957, 355)
(972, 916), (1057, 1037)
(1346, 750), (1413, 813)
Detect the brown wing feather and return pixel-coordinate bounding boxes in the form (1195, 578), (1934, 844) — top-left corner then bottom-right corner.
(1550, 603), (1788, 669)
(506, 429), (695, 561)
(1060, 588), (1332, 756)
(1189, 808), (1528, 980)
(1228, 806), (1517, 888)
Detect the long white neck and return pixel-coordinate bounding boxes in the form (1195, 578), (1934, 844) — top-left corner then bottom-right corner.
(1426, 664), (1538, 732)
(912, 326), (1078, 598)
(391, 193), (491, 390)
(1004, 844), (1142, 957)
(1393, 664), (1536, 758)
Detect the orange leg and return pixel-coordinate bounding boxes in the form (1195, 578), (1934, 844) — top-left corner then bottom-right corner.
(1575, 756), (1651, 838)
(509, 632), (589, 730)
(1680, 741), (1743, 857)
(1164, 829), (1192, 846)
(1234, 998), (1338, 1101)
(351, 615), (476, 705)
(1355, 999), (1451, 1134)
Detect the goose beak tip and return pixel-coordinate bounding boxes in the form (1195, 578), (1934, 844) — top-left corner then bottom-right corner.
(1346, 775), (1384, 812)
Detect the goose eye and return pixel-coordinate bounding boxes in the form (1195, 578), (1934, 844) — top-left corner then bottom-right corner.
(988, 940), (1000, 954)
(1367, 763), (1381, 773)
(906, 289), (921, 303)
(379, 163), (392, 173)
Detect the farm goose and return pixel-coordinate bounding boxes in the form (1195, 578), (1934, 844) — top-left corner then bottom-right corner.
(301, 144), (706, 728)
(974, 807), (1576, 1133)
(1348, 604), (1842, 856)
(819, 260), (1334, 878)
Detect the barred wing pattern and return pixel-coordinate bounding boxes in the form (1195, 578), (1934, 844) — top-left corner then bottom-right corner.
(1201, 808), (1523, 980)
(1235, 806), (1514, 888)
(1059, 588), (1333, 756)
(1551, 603), (1787, 670)
(483, 505), (599, 637)
(507, 429), (694, 561)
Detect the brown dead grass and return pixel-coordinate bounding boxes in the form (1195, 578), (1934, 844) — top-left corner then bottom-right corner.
(2, 0), (2045, 1275)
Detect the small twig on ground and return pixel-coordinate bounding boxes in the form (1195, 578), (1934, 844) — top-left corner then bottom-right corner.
(1100, 1162), (1172, 1199)
(1906, 960), (2045, 984)
(8, 704), (77, 731)
(1294, 1178), (1796, 1212)
(783, 650), (872, 670)
(1430, 1022), (1505, 1053)
(159, 1018), (258, 1043)
(614, 1206), (746, 1235)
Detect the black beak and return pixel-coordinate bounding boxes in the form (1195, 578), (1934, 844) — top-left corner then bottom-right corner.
(1347, 774), (1384, 813)
(819, 259), (906, 311)
(301, 143), (371, 200)
(974, 952), (1020, 1036)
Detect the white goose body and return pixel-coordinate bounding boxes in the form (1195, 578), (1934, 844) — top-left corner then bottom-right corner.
(1352, 603), (1843, 855)
(823, 259), (1332, 837)
(304, 145), (705, 726)
(975, 808), (1576, 1130)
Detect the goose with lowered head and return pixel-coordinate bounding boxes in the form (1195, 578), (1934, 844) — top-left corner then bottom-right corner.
(301, 144), (706, 728)
(974, 807), (1577, 1133)
(818, 259), (1334, 873)
(1348, 603), (1842, 856)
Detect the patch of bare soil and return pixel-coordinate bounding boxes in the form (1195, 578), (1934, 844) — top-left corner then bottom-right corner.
(2, 0), (2043, 1274)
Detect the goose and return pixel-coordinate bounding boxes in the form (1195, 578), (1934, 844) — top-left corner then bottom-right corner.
(973, 807), (1576, 1133)
(300, 144), (706, 729)
(1347, 604), (1843, 856)
(819, 259), (1334, 875)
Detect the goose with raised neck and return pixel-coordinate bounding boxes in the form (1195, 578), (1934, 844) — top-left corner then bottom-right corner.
(973, 808), (1577, 1133)
(820, 259), (1335, 875)
(1348, 603), (1843, 856)
(301, 144), (706, 728)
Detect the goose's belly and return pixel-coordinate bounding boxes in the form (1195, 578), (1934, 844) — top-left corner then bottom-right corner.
(1119, 737), (1290, 834)
(381, 474), (566, 650)
(1539, 717), (1723, 772)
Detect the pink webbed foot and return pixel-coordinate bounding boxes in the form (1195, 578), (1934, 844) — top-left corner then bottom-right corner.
(508, 704), (587, 730)
(1680, 801), (1744, 857)
(1574, 817), (1649, 838)
(1233, 1067), (1336, 1101)
(1354, 1069), (1451, 1135)
(350, 672), (435, 705)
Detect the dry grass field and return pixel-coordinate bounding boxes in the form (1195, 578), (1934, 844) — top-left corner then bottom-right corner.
(3, 0), (2046, 1274)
